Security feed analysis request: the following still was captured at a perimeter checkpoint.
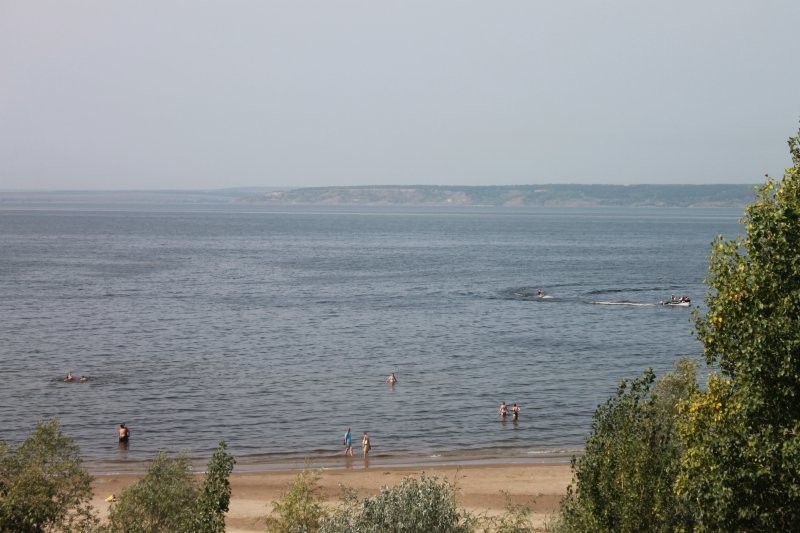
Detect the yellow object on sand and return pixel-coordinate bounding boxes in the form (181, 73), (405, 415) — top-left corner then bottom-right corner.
(105, 494), (116, 502)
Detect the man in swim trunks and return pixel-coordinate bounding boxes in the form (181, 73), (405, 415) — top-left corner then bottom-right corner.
(512, 403), (520, 420)
(118, 423), (130, 443)
(499, 401), (508, 417)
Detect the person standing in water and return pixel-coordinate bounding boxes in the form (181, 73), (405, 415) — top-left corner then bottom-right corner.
(499, 401), (508, 418)
(387, 372), (397, 385)
(362, 432), (371, 457)
(512, 403), (520, 420)
(118, 423), (130, 443)
(343, 427), (353, 456)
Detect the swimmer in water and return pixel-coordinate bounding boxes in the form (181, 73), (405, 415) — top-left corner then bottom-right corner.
(118, 423), (130, 443)
(387, 372), (397, 385)
(64, 372), (74, 382)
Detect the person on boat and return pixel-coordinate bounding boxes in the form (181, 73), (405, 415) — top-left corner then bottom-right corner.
(499, 401), (508, 418)
(64, 372), (74, 382)
(681, 295), (691, 303)
(670, 294), (677, 303)
(387, 372), (397, 385)
(537, 289), (545, 298)
(118, 423), (130, 443)
(512, 403), (520, 420)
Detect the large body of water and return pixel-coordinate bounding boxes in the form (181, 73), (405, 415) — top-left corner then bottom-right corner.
(0, 205), (742, 471)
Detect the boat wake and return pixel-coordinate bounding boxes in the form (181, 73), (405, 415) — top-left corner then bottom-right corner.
(591, 301), (655, 307)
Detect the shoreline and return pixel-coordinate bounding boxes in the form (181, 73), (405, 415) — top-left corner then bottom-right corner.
(84, 448), (579, 476)
(90, 460), (575, 532)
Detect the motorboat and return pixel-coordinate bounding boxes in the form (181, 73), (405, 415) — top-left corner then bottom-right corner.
(660, 296), (691, 307)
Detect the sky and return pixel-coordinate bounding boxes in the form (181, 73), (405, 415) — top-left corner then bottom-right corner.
(1, 1), (798, 191)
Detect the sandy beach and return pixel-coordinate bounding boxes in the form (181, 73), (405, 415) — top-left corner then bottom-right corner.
(90, 460), (573, 531)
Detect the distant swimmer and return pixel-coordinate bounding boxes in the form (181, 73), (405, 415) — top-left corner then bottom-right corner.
(64, 372), (74, 382)
(387, 372), (397, 385)
(499, 401), (508, 418)
(537, 289), (545, 298)
(118, 423), (130, 443)
(79, 375), (89, 382)
(512, 403), (520, 420)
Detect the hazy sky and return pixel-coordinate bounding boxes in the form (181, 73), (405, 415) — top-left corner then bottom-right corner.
(1, 1), (798, 190)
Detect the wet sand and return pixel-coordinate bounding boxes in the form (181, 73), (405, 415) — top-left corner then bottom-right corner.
(90, 460), (573, 531)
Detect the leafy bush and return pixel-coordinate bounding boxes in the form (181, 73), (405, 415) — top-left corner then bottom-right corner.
(266, 469), (328, 533)
(553, 360), (697, 532)
(104, 453), (197, 533)
(194, 441), (236, 533)
(104, 441), (235, 533)
(0, 419), (98, 533)
(321, 474), (475, 533)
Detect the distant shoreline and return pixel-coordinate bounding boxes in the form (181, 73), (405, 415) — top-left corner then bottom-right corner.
(0, 184), (758, 209)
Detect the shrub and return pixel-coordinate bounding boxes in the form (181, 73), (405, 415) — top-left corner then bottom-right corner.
(104, 453), (197, 533)
(321, 474), (475, 533)
(194, 441), (236, 533)
(266, 469), (328, 533)
(0, 419), (98, 533)
(553, 360), (697, 532)
(104, 441), (235, 533)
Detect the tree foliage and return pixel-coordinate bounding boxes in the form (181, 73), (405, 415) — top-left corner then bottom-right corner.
(0, 419), (98, 533)
(266, 469), (327, 533)
(321, 474), (475, 533)
(104, 453), (197, 533)
(554, 360), (697, 532)
(104, 441), (235, 533)
(194, 441), (236, 533)
(676, 130), (800, 530)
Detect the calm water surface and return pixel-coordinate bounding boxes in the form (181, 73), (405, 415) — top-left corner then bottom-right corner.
(0, 205), (742, 470)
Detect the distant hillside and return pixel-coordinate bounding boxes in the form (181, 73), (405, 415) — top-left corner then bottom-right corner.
(240, 184), (758, 208)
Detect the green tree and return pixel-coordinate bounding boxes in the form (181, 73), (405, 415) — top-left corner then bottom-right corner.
(104, 441), (235, 533)
(105, 453), (197, 533)
(554, 359), (697, 532)
(266, 469), (328, 533)
(0, 419), (98, 533)
(676, 130), (800, 530)
(321, 474), (475, 533)
(194, 441), (236, 533)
